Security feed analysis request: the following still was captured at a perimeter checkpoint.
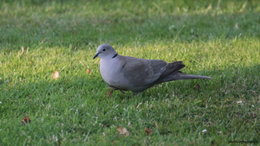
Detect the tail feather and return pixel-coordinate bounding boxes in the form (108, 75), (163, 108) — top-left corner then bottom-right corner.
(157, 72), (211, 83)
(176, 74), (211, 80)
(158, 61), (185, 80)
(156, 60), (211, 83)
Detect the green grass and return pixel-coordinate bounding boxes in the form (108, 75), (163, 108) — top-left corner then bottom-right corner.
(0, 0), (259, 145)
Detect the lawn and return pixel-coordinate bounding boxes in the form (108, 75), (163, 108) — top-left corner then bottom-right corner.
(0, 0), (259, 145)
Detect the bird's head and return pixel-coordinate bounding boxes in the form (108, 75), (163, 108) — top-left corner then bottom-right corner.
(93, 44), (118, 59)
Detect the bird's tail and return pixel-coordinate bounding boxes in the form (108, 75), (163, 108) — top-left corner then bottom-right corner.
(157, 72), (211, 83)
(176, 73), (211, 80)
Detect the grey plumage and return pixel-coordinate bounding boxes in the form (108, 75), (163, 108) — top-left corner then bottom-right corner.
(93, 44), (211, 93)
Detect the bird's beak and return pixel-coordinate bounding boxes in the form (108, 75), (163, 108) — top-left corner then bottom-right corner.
(93, 52), (99, 59)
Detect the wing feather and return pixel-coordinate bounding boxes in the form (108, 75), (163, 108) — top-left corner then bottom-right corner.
(121, 56), (167, 87)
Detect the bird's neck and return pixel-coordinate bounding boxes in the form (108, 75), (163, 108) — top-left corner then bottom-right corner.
(101, 54), (119, 61)
(112, 53), (118, 58)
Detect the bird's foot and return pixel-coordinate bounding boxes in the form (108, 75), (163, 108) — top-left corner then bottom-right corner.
(107, 90), (114, 96)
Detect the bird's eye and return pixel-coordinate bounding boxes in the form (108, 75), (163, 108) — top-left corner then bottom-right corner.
(103, 49), (106, 51)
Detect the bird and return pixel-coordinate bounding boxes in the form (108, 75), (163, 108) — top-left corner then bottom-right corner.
(93, 44), (211, 94)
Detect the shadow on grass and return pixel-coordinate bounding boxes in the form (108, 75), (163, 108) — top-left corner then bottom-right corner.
(1, 11), (259, 50)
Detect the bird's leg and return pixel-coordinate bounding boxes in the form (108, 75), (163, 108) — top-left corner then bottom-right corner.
(107, 89), (114, 96)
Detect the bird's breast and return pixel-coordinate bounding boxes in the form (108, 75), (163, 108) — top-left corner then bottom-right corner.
(100, 59), (129, 88)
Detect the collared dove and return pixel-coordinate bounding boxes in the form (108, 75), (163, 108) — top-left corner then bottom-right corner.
(93, 44), (211, 93)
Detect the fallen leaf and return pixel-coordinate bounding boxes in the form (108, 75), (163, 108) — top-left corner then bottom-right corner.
(117, 127), (129, 136)
(86, 69), (92, 74)
(52, 71), (60, 80)
(144, 128), (153, 135)
(21, 117), (31, 124)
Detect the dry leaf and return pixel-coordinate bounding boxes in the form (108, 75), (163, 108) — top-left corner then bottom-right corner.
(86, 69), (92, 74)
(144, 128), (153, 135)
(21, 117), (31, 124)
(52, 71), (60, 80)
(117, 127), (129, 136)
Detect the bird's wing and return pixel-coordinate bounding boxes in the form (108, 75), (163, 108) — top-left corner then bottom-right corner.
(119, 56), (167, 87)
